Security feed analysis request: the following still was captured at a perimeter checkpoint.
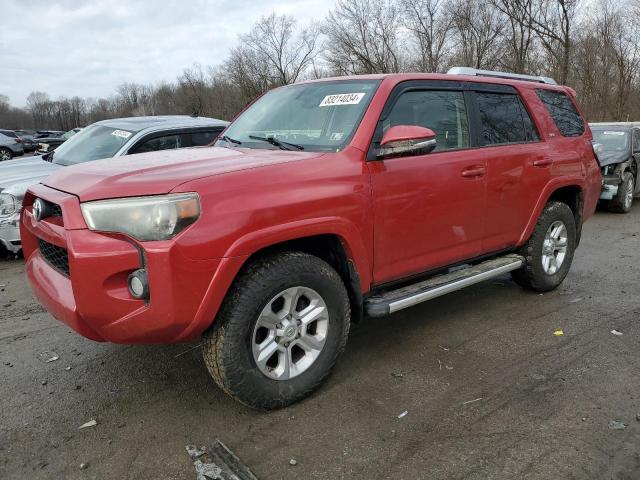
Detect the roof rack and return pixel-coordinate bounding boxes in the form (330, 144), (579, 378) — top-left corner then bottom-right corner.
(447, 67), (557, 85)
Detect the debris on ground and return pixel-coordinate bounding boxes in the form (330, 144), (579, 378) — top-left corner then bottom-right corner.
(608, 420), (627, 430)
(569, 298), (583, 304)
(80, 462), (88, 470)
(37, 351), (60, 363)
(398, 410), (408, 419)
(79, 420), (97, 429)
(462, 397), (483, 406)
(65, 366), (71, 371)
(610, 329), (623, 336)
(391, 372), (404, 378)
(289, 459), (298, 466)
(553, 330), (564, 337)
(438, 345), (450, 352)
(186, 440), (258, 480)
(41, 380), (47, 386)
(174, 342), (203, 358)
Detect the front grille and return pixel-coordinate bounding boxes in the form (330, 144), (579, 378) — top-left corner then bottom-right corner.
(38, 239), (69, 276)
(50, 204), (62, 218)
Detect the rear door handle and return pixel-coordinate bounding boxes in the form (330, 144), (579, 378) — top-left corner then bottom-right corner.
(533, 158), (553, 167)
(461, 165), (486, 178)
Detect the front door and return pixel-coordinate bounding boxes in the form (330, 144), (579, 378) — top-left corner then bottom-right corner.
(367, 85), (487, 284)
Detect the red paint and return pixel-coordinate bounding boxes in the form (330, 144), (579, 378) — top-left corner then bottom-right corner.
(21, 73), (602, 344)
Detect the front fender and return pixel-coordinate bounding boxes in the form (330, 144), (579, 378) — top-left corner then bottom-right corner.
(175, 217), (372, 342)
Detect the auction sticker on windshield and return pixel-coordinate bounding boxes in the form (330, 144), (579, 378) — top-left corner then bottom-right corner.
(603, 131), (626, 135)
(111, 129), (132, 139)
(319, 93), (366, 107)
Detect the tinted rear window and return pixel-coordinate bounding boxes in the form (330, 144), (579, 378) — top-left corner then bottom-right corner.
(536, 89), (584, 137)
(476, 92), (539, 145)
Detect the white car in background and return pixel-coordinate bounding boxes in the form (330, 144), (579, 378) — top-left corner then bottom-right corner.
(0, 115), (228, 256)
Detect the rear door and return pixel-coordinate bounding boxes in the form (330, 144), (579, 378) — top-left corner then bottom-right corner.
(468, 87), (550, 252)
(367, 81), (487, 284)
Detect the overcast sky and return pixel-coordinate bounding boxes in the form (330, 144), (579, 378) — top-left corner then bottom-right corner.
(0, 0), (330, 107)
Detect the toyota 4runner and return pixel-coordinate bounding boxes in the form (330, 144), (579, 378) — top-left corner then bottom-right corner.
(21, 68), (601, 410)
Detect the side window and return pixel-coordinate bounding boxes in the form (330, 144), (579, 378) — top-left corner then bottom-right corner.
(536, 89), (585, 137)
(132, 134), (182, 154)
(476, 92), (539, 146)
(633, 130), (640, 152)
(383, 90), (469, 151)
(190, 130), (220, 146)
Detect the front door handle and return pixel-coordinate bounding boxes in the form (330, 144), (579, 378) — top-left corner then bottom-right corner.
(533, 158), (553, 167)
(461, 165), (486, 178)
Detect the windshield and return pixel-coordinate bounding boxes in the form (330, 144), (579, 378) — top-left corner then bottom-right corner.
(217, 80), (380, 152)
(592, 130), (630, 152)
(51, 125), (137, 166)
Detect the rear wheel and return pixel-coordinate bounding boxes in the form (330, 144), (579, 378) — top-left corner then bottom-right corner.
(203, 251), (350, 410)
(0, 148), (12, 161)
(609, 171), (635, 213)
(512, 201), (577, 292)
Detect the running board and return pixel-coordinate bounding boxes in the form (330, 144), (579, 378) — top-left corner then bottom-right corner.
(365, 254), (524, 317)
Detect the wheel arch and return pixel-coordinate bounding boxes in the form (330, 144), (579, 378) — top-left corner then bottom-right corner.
(238, 234), (366, 323)
(520, 182), (585, 247)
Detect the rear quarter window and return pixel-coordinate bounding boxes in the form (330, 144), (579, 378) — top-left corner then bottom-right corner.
(536, 89), (585, 137)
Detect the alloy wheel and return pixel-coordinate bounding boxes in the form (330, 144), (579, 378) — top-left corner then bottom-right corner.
(252, 286), (329, 380)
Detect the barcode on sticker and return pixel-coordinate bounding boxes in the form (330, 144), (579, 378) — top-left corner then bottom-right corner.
(319, 93), (365, 107)
(111, 129), (132, 139)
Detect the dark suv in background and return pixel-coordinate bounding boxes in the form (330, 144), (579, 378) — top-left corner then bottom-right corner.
(590, 123), (639, 213)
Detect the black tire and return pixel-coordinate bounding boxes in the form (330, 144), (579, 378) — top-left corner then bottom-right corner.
(609, 171), (635, 213)
(511, 201), (577, 292)
(0, 147), (13, 162)
(203, 251), (351, 410)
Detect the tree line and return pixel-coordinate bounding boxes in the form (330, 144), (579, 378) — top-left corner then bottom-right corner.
(2, 0), (639, 130)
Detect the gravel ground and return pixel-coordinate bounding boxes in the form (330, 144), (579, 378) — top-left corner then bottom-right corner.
(1, 205), (639, 479)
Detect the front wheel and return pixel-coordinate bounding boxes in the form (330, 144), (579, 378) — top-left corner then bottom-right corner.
(512, 201), (577, 292)
(203, 251), (350, 410)
(609, 171), (635, 213)
(0, 148), (12, 161)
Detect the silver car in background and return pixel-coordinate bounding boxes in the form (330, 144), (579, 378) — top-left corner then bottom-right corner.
(0, 115), (228, 255)
(0, 131), (25, 161)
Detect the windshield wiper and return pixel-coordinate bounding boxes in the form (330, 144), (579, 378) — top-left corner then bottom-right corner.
(220, 134), (242, 145)
(248, 135), (304, 151)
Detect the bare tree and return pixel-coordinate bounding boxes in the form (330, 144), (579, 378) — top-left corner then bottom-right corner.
(225, 13), (319, 99)
(323, 0), (403, 74)
(492, 0), (536, 73)
(401, 0), (454, 72)
(452, 0), (506, 70)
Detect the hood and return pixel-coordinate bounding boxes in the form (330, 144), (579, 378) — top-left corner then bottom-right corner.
(597, 150), (630, 167)
(0, 156), (60, 198)
(43, 146), (325, 202)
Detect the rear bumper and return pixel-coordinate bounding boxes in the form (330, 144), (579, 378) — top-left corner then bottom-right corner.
(21, 184), (245, 344)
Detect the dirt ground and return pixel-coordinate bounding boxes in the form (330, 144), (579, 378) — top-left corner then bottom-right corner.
(1, 206), (639, 480)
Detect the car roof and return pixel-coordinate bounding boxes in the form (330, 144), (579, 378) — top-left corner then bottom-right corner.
(94, 115), (228, 132)
(590, 125), (634, 132)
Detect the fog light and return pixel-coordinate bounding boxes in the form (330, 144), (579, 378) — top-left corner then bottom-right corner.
(127, 269), (149, 300)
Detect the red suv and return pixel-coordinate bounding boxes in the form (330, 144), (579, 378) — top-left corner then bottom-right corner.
(21, 69), (601, 410)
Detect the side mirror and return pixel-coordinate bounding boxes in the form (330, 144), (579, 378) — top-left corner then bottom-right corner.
(377, 125), (437, 159)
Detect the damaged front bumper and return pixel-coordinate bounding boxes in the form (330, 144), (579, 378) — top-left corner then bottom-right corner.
(0, 212), (21, 254)
(600, 164), (623, 200)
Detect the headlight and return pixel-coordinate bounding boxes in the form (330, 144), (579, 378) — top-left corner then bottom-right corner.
(80, 193), (200, 241)
(0, 193), (21, 217)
